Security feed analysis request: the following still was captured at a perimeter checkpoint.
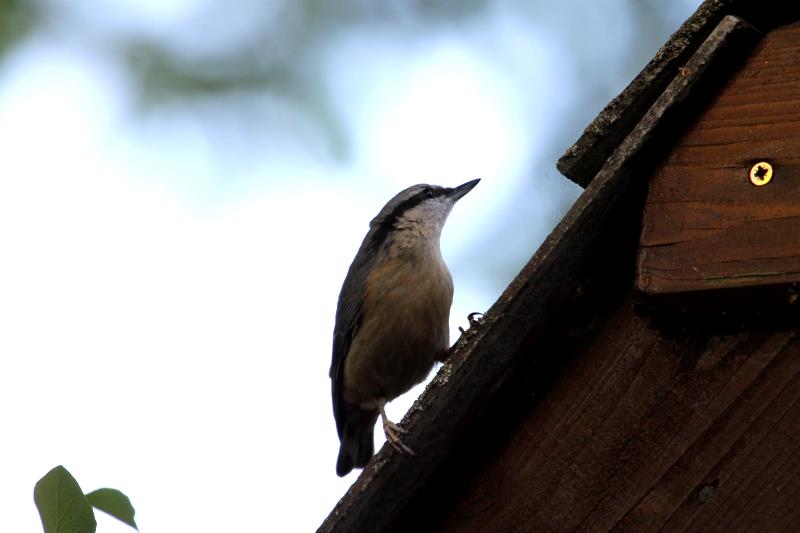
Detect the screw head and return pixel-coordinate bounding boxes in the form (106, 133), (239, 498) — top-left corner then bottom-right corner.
(749, 162), (773, 186)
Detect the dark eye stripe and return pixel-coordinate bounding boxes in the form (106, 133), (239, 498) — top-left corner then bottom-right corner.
(384, 192), (428, 224)
(368, 186), (446, 251)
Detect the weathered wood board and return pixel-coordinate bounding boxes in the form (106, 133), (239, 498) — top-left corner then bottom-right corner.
(398, 293), (800, 532)
(638, 21), (800, 297)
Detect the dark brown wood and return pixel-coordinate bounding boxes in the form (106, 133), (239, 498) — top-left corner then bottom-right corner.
(638, 21), (800, 298)
(400, 291), (800, 532)
(317, 16), (761, 533)
(558, 0), (800, 187)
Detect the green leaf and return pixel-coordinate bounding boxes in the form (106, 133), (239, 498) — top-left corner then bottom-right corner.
(86, 488), (138, 530)
(34, 466), (97, 533)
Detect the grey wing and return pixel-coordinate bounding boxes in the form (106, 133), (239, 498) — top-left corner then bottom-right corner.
(330, 237), (378, 438)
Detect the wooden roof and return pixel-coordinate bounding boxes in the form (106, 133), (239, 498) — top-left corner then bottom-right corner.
(318, 3), (800, 532)
(558, 0), (800, 187)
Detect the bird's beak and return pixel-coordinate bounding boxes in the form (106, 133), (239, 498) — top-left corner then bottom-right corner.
(447, 178), (480, 202)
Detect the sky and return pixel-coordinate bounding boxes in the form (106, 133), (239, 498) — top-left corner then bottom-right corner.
(0, 1), (701, 531)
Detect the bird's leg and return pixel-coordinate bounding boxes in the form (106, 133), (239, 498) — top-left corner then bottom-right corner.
(378, 399), (415, 456)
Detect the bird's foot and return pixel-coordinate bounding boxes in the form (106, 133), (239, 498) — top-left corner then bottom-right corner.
(467, 312), (484, 327)
(383, 419), (414, 456)
(459, 312), (485, 334)
(378, 399), (415, 455)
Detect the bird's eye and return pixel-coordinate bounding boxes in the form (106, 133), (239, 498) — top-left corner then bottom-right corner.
(423, 189), (434, 199)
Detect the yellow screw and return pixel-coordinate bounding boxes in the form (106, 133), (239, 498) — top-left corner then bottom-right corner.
(749, 162), (773, 186)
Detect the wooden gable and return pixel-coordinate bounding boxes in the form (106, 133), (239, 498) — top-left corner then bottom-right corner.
(637, 21), (800, 301)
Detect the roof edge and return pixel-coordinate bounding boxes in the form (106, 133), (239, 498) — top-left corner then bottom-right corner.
(557, 0), (799, 187)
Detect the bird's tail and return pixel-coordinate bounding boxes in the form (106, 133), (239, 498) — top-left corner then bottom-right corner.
(336, 408), (378, 477)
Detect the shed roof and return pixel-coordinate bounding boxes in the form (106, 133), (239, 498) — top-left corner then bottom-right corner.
(317, 2), (798, 531)
(558, 0), (800, 187)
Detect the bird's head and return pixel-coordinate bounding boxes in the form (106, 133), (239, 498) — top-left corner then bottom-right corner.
(371, 178), (480, 238)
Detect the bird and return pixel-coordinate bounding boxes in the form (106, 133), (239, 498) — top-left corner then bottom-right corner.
(329, 178), (480, 477)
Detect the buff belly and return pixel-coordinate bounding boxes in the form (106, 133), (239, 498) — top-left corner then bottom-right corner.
(343, 255), (453, 408)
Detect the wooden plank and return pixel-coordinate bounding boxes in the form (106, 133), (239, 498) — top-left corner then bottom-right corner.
(400, 292), (800, 532)
(558, 0), (800, 187)
(317, 15), (761, 533)
(637, 21), (800, 297)
(557, 0), (733, 187)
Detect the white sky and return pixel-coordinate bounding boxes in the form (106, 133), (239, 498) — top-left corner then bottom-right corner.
(0, 20), (545, 533)
(0, 1), (700, 531)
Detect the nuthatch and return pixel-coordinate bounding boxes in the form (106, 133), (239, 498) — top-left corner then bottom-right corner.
(329, 178), (480, 476)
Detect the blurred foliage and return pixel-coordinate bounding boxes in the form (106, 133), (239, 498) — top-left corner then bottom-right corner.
(0, 0), (700, 287)
(121, 0), (490, 160)
(125, 39), (355, 159)
(0, 0), (695, 168)
(0, 0), (38, 63)
(0, 0), (492, 161)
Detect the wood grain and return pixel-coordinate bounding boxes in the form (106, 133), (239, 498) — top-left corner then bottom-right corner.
(398, 293), (800, 532)
(638, 21), (800, 296)
(557, 0), (800, 187)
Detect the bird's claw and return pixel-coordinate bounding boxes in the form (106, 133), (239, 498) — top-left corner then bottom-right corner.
(383, 420), (414, 456)
(383, 419), (407, 434)
(460, 312), (485, 335)
(467, 312), (484, 327)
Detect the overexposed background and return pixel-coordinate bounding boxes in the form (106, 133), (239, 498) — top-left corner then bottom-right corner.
(0, 1), (701, 531)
